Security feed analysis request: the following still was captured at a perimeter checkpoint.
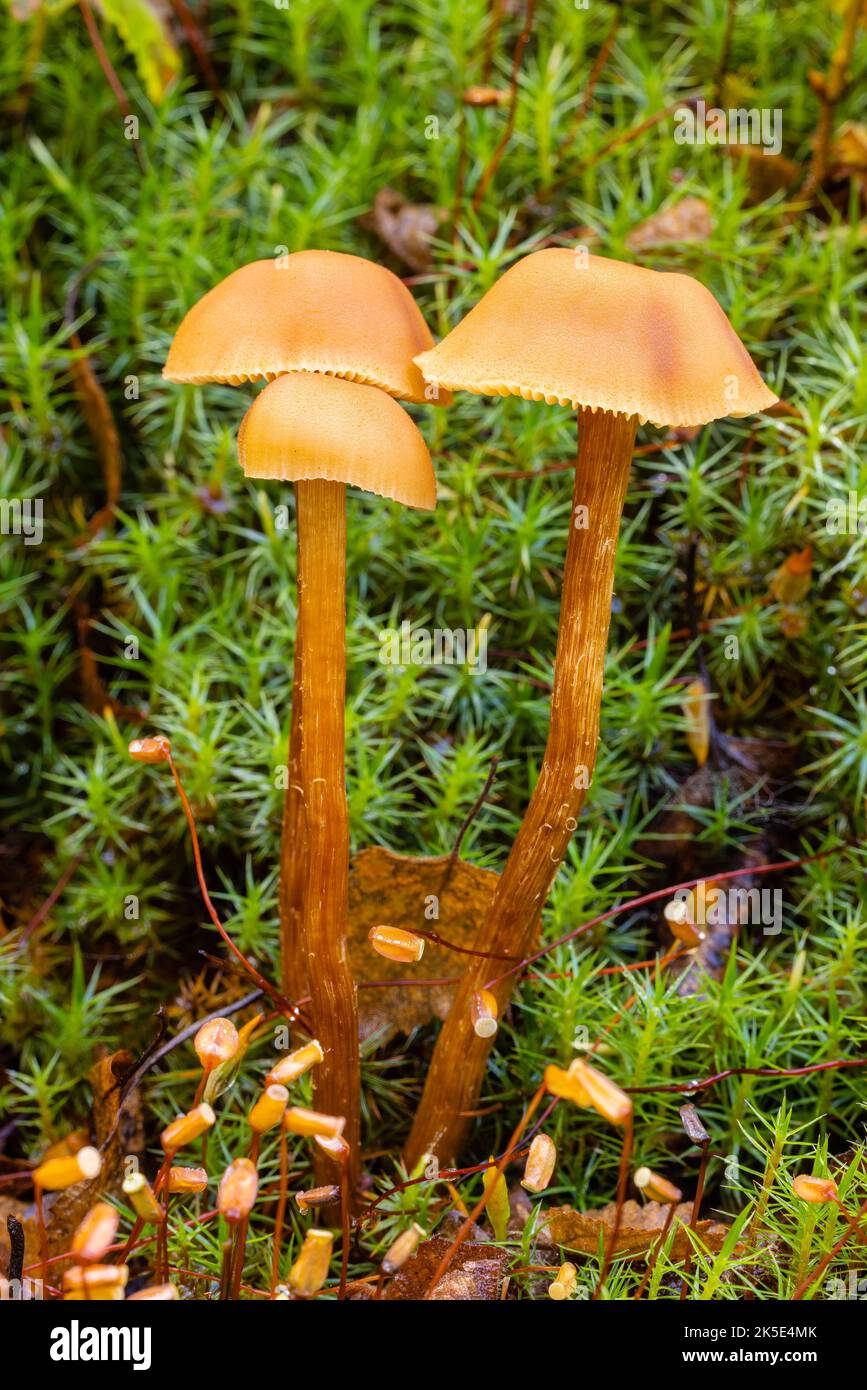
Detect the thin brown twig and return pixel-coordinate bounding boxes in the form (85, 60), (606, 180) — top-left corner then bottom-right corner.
(77, 0), (145, 172)
(169, 0), (221, 98)
(14, 850), (85, 951)
(471, 0), (536, 212)
(801, 0), (862, 195)
(555, 6), (621, 170)
(436, 754), (500, 899)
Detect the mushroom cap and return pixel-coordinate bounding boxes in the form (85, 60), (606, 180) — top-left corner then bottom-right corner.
(163, 250), (447, 405)
(237, 372), (436, 511)
(414, 249), (777, 428)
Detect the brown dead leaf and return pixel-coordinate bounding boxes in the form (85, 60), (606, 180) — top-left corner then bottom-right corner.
(726, 144), (800, 200)
(542, 1200), (731, 1259)
(361, 188), (442, 272)
(41, 1050), (143, 1260)
(626, 197), (713, 251)
(347, 846), (500, 1042)
(385, 1229), (509, 1300)
(89, 1049), (143, 1194)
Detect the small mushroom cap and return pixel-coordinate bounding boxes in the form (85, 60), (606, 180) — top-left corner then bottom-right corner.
(414, 249), (777, 428)
(238, 372), (436, 511)
(163, 251), (448, 404)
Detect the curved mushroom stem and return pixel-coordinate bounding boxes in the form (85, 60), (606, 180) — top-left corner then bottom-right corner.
(279, 539), (307, 997)
(405, 409), (637, 1168)
(295, 479), (360, 1192)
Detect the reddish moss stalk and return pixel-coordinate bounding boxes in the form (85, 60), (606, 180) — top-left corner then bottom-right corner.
(295, 480), (360, 1191)
(405, 410), (637, 1168)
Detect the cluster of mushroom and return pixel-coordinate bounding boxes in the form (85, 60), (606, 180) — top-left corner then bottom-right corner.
(162, 245), (776, 1186)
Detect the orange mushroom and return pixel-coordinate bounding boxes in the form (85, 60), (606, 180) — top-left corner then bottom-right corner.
(406, 249), (777, 1166)
(163, 251), (446, 1000)
(238, 370), (435, 1186)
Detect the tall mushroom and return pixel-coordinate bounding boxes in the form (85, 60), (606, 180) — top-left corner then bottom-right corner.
(162, 251), (445, 998)
(405, 249), (777, 1166)
(237, 370), (436, 1186)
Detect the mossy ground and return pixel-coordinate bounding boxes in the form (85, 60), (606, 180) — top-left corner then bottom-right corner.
(1, 0), (866, 1299)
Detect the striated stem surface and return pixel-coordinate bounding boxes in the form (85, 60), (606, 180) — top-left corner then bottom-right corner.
(405, 409), (636, 1168)
(279, 498), (306, 997)
(295, 480), (360, 1191)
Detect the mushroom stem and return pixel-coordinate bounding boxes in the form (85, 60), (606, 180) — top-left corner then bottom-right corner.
(279, 550), (307, 997)
(405, 409), (637, 1168)
(295, 479), (360, 1191)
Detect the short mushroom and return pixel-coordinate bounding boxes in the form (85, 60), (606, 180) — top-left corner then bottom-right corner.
(163, 250), (446, 998)
(238, 369), (436, 1186)
(405, 248), (777, 1166)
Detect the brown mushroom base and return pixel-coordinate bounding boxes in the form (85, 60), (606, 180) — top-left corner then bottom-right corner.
(404, 409), (637, 1169)
(295, 479), (361, 1191)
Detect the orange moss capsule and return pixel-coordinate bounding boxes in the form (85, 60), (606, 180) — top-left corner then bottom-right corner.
(368, 924), (425, 963)
(194, 1017), (239, 1071)
(217, 1158), (259, 1222)
(663, 896), (703, 947)
(249, 1083), (289, 1134)
(521, 1133), (557, 1194)
(314, 1133), (351, 1163)
(122, 1172), (164, 1223)
(127, 1283), (179, 1301)
(634, 1166), (683, 1204)
(544, 1063), (591, 1107)
(41, 1130), (88, 1162)
(470, 989), (499, 1039)
(267, 1039), (324, 1086)
(167, 1165), (208, 1195)
(160, 1103), (216, 1154)
(548, 1261), (578, 1301)
(295, 1185), (341, 1212)
(288, 1228), (333, 1298)
(71, 1202), (119, 1263)
(382, 1223), (426, 1273)
(792, 1174), (839, 1204)
(567, 1059), (633, 1126)
(284, 1107), (346, 1140)
(62, 1264), (129, 1300)
(33, 1145), (102, 1191)
(128, 735), (171, 764)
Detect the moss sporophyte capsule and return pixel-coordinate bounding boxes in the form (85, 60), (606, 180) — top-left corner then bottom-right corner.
(194, 1017), (240, 1070)
(288, 1228), (334, 1298)
(368, 924), (426, 963)
(33, 1146), (102, 1191)
(634, 1166), (683, 1204)
(218, 1159), (259, 1222)
(792, 1174), (839, 1203)
(160, 1104), (216, 1154)
(521, 1134), (556, 1194)
(267, 1040), (324, 1086)
(71, 1203), (119, 1263)
(122, 1172), (164, 1223)
(285, 1107), (346, 1140)
(249, 1083), (289, 1134)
